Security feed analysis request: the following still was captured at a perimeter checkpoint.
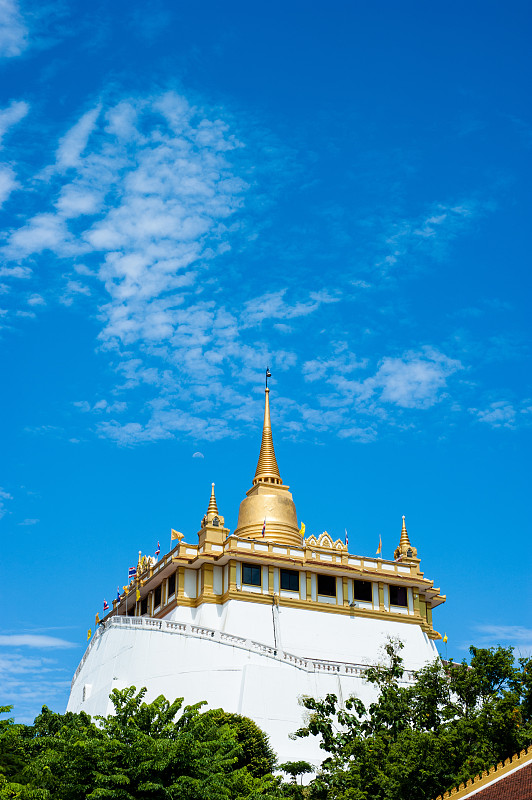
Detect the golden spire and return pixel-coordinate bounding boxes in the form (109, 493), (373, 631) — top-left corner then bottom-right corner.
(399, 515), (411, 547)
(253, 379), (282, 486)
(207, 482), (218, 515)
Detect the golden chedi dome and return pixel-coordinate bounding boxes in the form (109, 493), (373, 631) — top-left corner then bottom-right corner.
(234, 377), (301, 547)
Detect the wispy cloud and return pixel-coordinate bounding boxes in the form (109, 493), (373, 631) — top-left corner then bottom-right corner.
(241, 288), (339, 327)
(0, 99), (29, 145)
(0, 87), (505, 447)
(370, 348), (463, 409)
(0, 487), (12, 519)
(0, 634), (76, 648)
(0, 650), (72, 724)
(18, 518), (39, 526)
(373, 201), (483, 276)
(0, 0), (28, 58)
(304, 345), (463, 424)
(473, 625), (532, 655)
(55, 104), (102, 170)
(470, 399), (532, 429)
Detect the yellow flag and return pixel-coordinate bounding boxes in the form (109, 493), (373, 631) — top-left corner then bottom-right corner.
(299, 522), (306, 536)
(443, 633), (448, 644)
(123, 585), (129, 595)
(87, 628), (92, 641)
(376, 535), (382, 555)
(136, 587), (141, 602)
(95, 612), (100, 626)
(171, 529), (183, 541)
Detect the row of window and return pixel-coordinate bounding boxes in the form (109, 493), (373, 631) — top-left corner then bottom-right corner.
(133, 566), (408, 614)
(241, 563), (408, 606)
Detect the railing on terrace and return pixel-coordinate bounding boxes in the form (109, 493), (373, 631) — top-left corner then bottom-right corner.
(72, 614), (418, 688)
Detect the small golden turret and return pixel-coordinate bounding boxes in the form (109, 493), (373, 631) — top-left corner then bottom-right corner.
(198, 482), (228, 550)
(234, 373), (300, 547)
(394, 515), (419, 564)
(202, 482), (224, 528)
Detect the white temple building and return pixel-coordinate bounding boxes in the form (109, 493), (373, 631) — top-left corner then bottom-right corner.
(68, 381), (445, 764)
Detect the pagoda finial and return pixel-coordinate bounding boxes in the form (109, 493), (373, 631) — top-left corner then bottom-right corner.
(207, 482), (218, 515)
(400, 515), (410, 547)
(253, 371), (282, 485)
(394, 514), (418, 564)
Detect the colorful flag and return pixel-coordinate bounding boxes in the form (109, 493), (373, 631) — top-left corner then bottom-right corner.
(87, 628), (92, 641)
(376, 536), (382, 556)
(116, 587), (121, 602)
(345, 529), (349, 548)
(261, 519), (266, 537)
(103, 599), (109, 612)
(136, 587), (141, 602)
(128, 567), (136, 580)
(155, 541), (160, 557)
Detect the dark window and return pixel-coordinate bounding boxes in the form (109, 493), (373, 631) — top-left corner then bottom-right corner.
(353, 580), (372, 602)
(280, 569), (299, 592)
(141, 596), (148, 615)
(168, 573), (176, 597)
(317, 574), (336, 597)
(154, 585), (161, 609)
(242, 563), (261, 587)
(389, 585), (408, 607)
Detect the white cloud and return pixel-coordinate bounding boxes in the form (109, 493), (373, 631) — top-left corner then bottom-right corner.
(27, 293), (46, 306)
(0, 650), (72, 724)
(0, 88), (488, 447)
(302, 345), (462, 430)
(55, 104), (102, 170)
(74, 399), (127, 414)
(0, 164), (17, 206)
(374, 200), (480, 275)
(470, 400), (532, 429)
(0, 99), (29, 145)
(371, 348), (463, 409)
(0, 634), (75, 648)
(473, 625), (532, 653)
(241, 288), (339, 327)
(0, 0), (28, 58)
(474, 401), (516, 428)
(18, 518), (39, 525)
(0, 487), (12, 519)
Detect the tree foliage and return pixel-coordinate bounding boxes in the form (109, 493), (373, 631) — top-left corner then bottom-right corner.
(295, 638), (532, 800)
(2, 642), (531, 800)
(0, 689), (283, 800)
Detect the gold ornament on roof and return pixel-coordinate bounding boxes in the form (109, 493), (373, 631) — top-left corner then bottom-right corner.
(394, 515), (418, 562)
(207, 483), (218, 515)
(253, 380), (282, 485)
(234, 371), (300, 547)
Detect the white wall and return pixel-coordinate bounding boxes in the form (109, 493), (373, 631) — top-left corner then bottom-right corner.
(68, 600), (439, 767)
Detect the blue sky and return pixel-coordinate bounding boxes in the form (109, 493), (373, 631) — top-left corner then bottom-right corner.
(1, 0), (531, 723)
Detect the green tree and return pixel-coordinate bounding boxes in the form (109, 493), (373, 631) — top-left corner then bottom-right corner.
(295, 639), (532, 800)
(0, 689), (283, 800)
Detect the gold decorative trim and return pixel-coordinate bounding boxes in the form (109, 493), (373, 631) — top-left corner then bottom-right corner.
(433, 745), (532, 799)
